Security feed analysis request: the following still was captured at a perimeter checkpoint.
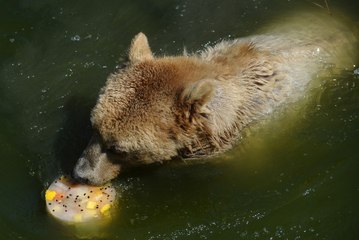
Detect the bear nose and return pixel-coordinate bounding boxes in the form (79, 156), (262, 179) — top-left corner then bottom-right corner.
(72, 158), (92, 184)
(72, 169), (90, 184)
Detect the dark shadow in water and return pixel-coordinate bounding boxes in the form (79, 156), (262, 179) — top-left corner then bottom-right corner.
(53, 96), (94, 175)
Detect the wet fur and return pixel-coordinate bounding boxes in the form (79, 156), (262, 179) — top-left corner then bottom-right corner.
(73, 11), (357, 185)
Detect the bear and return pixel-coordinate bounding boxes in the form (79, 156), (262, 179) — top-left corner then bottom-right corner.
(73, 11), (357, 185)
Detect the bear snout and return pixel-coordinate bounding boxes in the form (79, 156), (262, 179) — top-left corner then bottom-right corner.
(72, 157), (93, 184)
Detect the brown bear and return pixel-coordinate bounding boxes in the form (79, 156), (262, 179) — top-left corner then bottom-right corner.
(73, 11), (357, 185)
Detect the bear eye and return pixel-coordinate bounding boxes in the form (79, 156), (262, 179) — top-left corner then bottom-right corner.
(107, 146), (120, 153)
(106, 146), (128, 158)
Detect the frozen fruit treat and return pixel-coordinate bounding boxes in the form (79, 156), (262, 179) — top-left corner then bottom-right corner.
(45, 176), (116, 223)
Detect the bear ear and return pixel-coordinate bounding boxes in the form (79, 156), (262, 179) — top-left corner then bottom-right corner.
(180, 79), (214, 118)
(129, 32), (154, 64)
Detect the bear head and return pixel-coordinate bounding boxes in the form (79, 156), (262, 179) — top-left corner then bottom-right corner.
(73, 33), (217, 185)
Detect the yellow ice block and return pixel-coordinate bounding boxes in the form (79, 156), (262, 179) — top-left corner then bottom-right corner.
(100, 204), (111, 214)
(86, 201), (97, 210)
(45, 190), (57, 201)
(73, 214), (82, 222)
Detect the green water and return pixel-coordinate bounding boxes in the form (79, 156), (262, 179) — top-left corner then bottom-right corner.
(1, 0), (359, 239)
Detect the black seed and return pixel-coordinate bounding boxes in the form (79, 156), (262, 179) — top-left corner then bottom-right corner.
(65, 210), (67, 212)
(69, 194), (72, 196)
(52, 210), (55, 212)
(48, 203), (52, 205)
(83, 193), (86, 196)
(87, 196), (90, 199)
(80, 209), (83, 212)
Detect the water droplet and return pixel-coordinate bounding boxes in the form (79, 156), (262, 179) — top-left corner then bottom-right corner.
(71, 35), (81, 41)
(84, 34), (92, 39)
(302, 188), (315, 196)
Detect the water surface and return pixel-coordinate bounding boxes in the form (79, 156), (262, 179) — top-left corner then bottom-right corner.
(0, 0), (359, 239)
